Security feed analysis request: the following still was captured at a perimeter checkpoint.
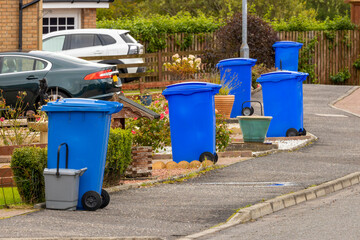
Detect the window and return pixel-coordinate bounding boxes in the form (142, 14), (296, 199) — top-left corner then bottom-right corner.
(120, 33), (136, 43)
(0, 56), (47, 74)
(43, 35), (66, 52)
(43, 17), (75, 34)
(101, 34), (116, 45)
(69, 34), (102, 49)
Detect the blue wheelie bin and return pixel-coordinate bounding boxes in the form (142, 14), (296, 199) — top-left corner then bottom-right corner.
(256, 71), (309, 137)
(216, 58), (257, 118)
(273, 41), (303, 71)
(162, 82), (221, 163)
(42, 98), (123, 211)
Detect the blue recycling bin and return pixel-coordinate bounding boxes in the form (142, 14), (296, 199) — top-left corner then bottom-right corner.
(256, 71), (308, 137)
(42, 98), (122, 210)
(273, 41), (303, 71)
(216, 58), (257, 118)
(162, 82), (221, 163)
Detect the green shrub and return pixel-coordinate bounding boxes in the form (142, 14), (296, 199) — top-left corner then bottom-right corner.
(330, 69), (351, 84)
(104, 128), (133, 186)
(216, 114), (231, 152)
(353, 56), (360, 70)
(11, 146), (47, 204)
(202, 13), (278, 68)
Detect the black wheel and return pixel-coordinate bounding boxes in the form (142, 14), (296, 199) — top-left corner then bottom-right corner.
(47, 90), (68, 102)
(242, 106), (254, 116)
(299, 128), (307, 136)
(199, 152), (215, 162)
(81, 191), (102, 211)
(286, 128), (299, 137)
(214, 152), (218, 164)
(100, 189), (110, 209)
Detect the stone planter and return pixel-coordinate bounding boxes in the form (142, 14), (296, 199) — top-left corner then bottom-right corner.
(214, 95), (235, 119)
(237, 116), (272, 143)
(28, 122), (48, 144)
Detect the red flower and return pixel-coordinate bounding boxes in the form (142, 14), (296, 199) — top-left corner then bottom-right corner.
(0, 117), (4, 122)
(131, 130), (136, 134)
(133, 117), (138, 120)
(160, 113), (164, 120)
(165, 109), (169, 114)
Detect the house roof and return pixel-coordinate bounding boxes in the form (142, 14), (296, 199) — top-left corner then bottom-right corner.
(43, 0), (114, 2)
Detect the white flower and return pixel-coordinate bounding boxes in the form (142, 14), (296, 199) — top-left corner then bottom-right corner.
(189, 60), (194, 67)
(173, 62), (177, 65)
(176, 59), (181, 63)
(195, 58), (201, 63)
(173, 54), (180, 59)
(188, 55), (195, 60)
(182, 57), (188, 62)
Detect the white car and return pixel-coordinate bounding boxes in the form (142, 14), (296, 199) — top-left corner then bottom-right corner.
(42, 29), (145, 83)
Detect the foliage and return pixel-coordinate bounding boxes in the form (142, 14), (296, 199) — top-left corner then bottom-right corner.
(202, 13), (278, 68)
(353, 56), (360, 70)
(297, 35), (318, 83)
(0, 91), (38, 146)
(251, 64), (277, 88)
(126, 97), (171, 152)
(209, 70), (237, 95)
(163, 54), (202, 80)
(11, 146), (47, 204)
(272, 14), (356, 32)
(305, 0), (350, 21)
(97, 12), (224, 52)
(97, 0), (142, 19)
(330, 69), (351, 84)
(216, 114), (231, 152)
(104, 128), (133, 186)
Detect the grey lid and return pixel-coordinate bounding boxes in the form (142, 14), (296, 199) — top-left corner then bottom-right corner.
(43, 168), (82, 176)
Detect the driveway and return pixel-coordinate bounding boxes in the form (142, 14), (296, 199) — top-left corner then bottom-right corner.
(1, 84), (360, 240)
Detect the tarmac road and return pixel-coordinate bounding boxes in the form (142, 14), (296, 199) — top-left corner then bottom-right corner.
(198, 178), (360, 240)
(1, 84), (360, 240)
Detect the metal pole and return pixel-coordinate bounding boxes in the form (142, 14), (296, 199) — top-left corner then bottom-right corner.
(240, 0), (249, 58)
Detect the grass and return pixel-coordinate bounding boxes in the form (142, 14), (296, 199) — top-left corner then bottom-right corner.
(0, 187), (22, 208)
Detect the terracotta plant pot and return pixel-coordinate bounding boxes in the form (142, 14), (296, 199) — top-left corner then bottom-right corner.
(214, 95), (235, 119)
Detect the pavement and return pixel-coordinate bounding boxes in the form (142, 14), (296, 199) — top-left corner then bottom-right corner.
(1, 84), (360, 240)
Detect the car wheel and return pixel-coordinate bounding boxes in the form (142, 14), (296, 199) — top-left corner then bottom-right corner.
(47, 91), (68, 102)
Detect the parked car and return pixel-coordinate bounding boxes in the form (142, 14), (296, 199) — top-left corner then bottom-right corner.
(0, 51), (121, 110)
(42, 29), (145, 83)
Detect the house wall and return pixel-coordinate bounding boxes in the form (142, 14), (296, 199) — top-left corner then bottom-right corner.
(81, 8), (97, 28)
(0, 0), (42, 51)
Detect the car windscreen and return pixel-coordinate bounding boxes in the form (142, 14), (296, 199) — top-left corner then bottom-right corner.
(120, 33), (137, 43)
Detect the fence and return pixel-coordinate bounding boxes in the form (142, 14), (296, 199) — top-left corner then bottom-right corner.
(278, 30), (360, 85)
(83, 30), (360, 89)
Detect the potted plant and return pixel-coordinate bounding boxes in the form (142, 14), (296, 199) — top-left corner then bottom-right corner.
(139, 89), (152, 106)
(213, 74), (235, 119)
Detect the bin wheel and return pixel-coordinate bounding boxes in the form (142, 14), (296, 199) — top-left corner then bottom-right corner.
(81, 191), (102, 211)
(100, 189), (110, 209)
(199, 152), (215, 163)
(299, 128), (307, 136)
(286, 128), (299, 137)
(214, 152), (218, 164)
(242, 106), (254, 116)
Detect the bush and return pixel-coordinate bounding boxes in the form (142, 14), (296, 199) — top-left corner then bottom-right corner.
(202, 13), (278, 68)
(11, 146), (47, 204)
(104, 128), (133, 186)
(216, 114), (231, 152)
(330, 69), (351, 84)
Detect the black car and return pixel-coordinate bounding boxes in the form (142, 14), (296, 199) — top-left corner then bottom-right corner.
(0, 51), (121, 109)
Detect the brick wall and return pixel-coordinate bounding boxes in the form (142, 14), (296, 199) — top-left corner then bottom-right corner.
(0, 0), (42, 52)
(81, 8), (97, 28)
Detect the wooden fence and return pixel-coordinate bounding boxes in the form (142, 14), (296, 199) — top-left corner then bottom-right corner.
(278, 30), (360, 85)
(83, 30), (360, 89)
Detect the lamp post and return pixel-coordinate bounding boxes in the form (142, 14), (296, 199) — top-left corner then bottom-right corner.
(240, 0), (249, 58)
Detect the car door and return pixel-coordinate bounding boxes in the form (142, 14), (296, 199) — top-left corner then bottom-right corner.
(61, 34), (106, 58)
(0, 55), (50, 109)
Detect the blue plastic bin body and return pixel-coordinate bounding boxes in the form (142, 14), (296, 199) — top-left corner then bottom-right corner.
(216, 58), (257, 118)
(273, 41), (303, 71)
(162, 82), (221, 163)
(42, 98), (122, 209)
(256, 71), (308, 137)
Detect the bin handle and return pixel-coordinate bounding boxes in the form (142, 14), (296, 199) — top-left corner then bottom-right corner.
(56, 143), (69, 177)
(241, 101), (263, 116)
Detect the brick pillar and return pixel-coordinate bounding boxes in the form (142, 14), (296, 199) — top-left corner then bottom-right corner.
(81, 8), (97, 28)
(126, 146), (153, 178)
(345, 0), (360, 25)
(0, 0), (42, 51)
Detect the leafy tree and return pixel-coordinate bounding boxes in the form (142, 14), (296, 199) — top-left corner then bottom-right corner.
(97, 0), (142, 19)
(305, 0), (350, 20)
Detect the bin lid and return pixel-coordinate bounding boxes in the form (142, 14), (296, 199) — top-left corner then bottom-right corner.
(162, 82), (221, 96)
(256, 71), (309, 83)
(43, 168), (82, 176)
(42, 98), (123, 114)
(216, 58), (257, 68)
(272, 41), (303, 49)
